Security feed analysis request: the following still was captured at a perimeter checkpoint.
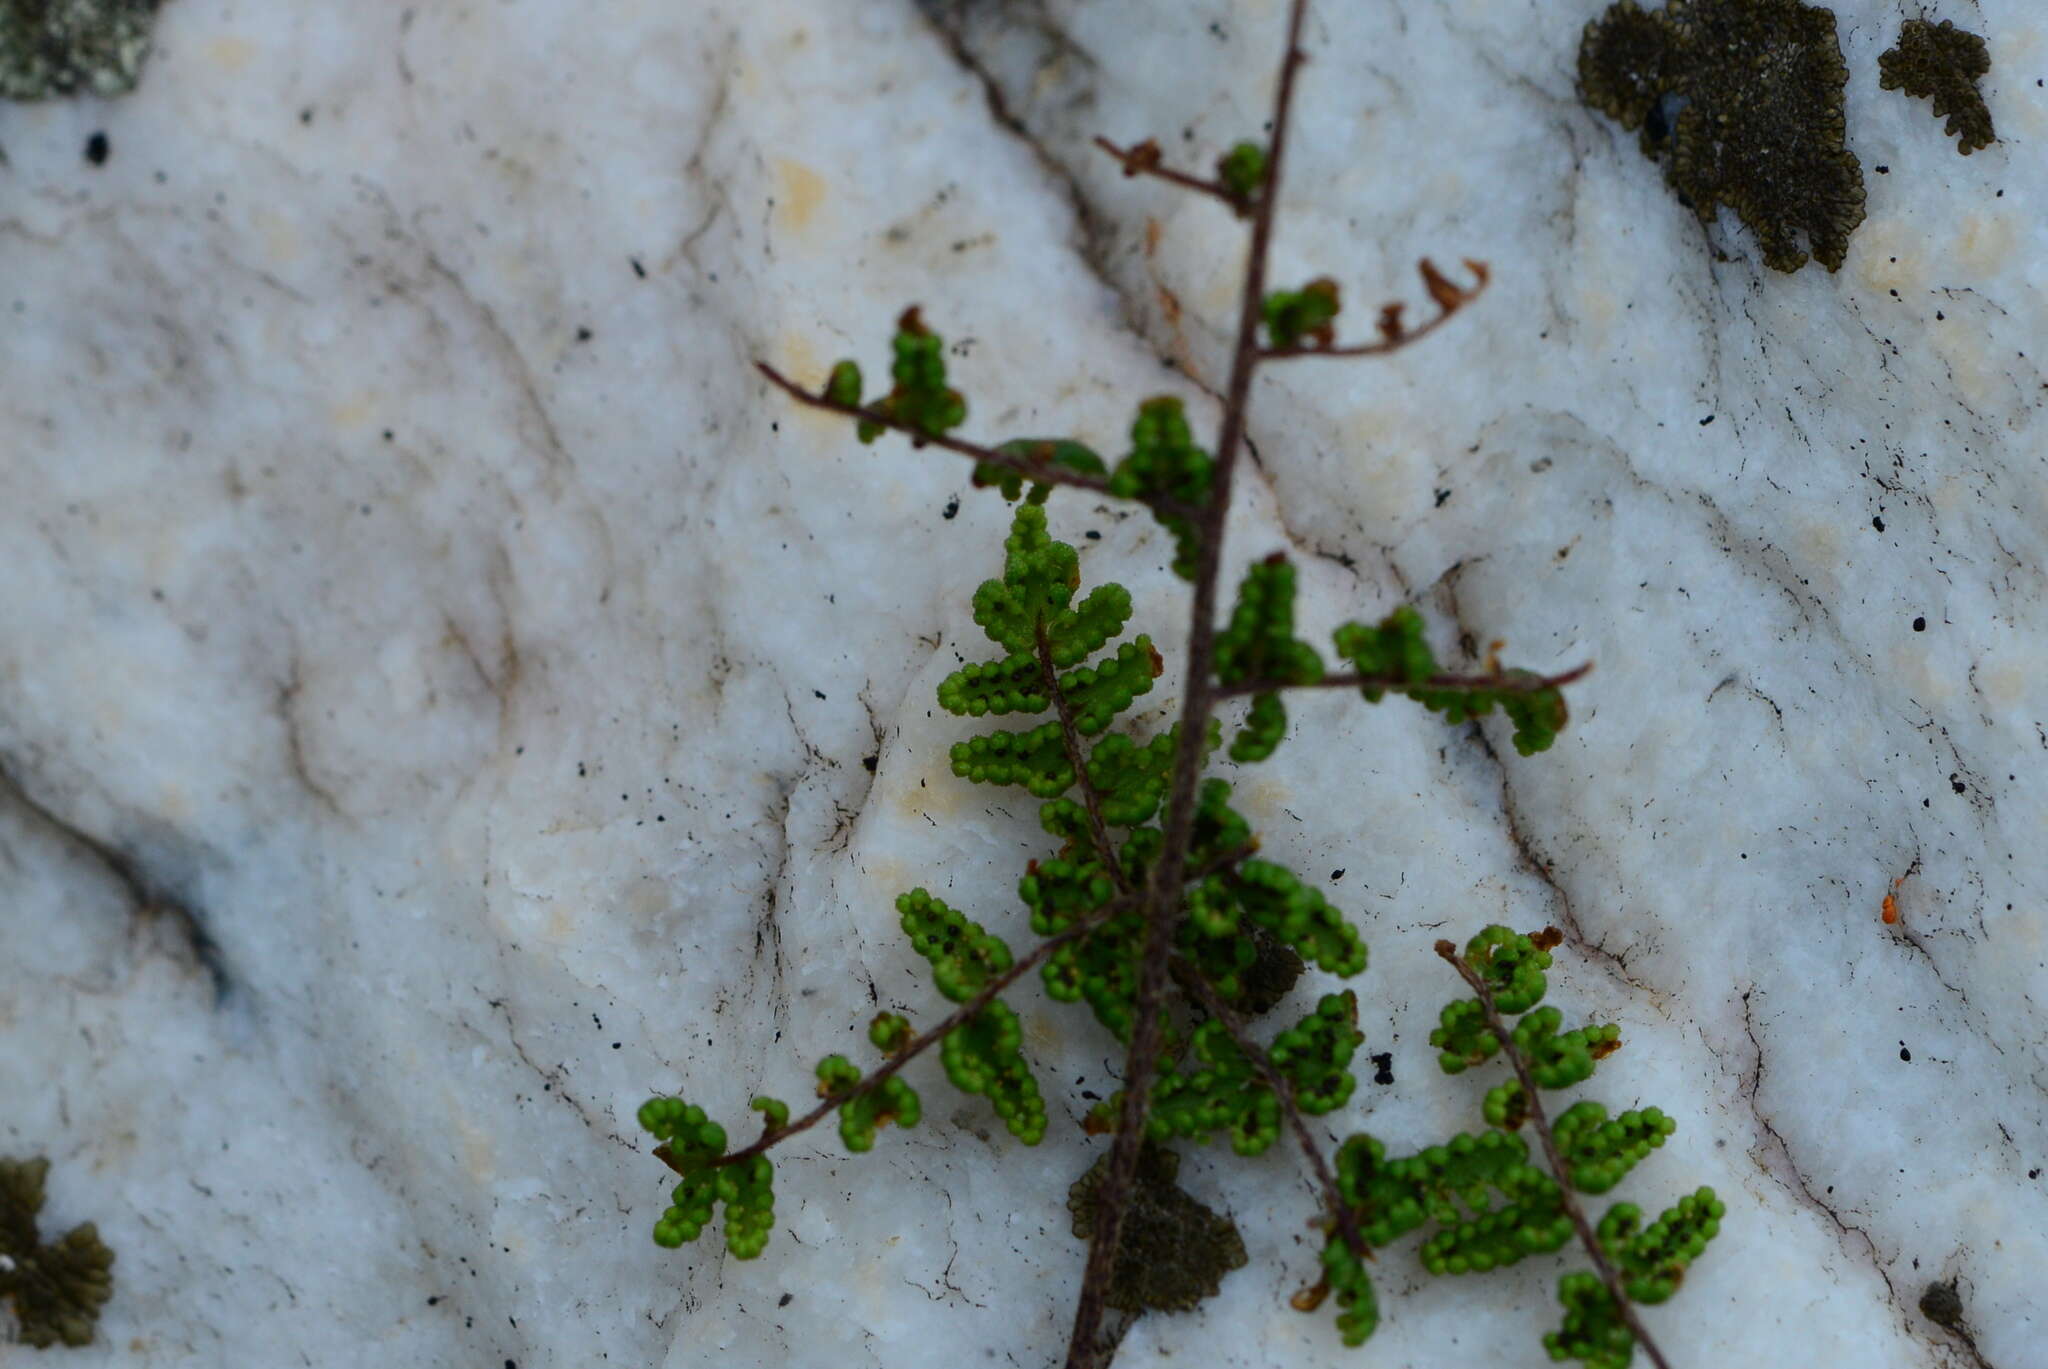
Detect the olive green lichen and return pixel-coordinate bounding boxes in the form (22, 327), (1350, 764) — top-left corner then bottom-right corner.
(0, 0), (162, 101)
(1, 1156), (116, 1349)
(1879, 19), (1994, 155)
(1067, 1141), (1248, 1314)
(1577, 0), (1868, 273)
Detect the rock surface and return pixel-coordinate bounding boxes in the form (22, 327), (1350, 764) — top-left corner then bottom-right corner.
(2, 1), (2044, 1365)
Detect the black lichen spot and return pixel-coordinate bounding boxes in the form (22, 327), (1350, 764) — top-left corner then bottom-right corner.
(1879, 19), (1994, 155)
(1, 0), (164, 101)
(1233, 924), (1306, 1018)
(83, 130), (107, 165)
(1067, 1141), (1247, 1314)
(1578, 0), (1867, 273)
(0, 1156), (117, 1348)
(1918, 1279), (1965, 1331)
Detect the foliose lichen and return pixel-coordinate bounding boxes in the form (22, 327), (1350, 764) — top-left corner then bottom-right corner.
(0, 0), (162, 102)
(1, 1156), (116, 1349)
(1066, 1141), (1247, 1314)
(1879, 18), (1994, 155)
(1577, 0), (1868, 273)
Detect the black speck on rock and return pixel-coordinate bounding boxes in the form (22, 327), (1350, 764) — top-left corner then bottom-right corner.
(83, 129), (108, 164)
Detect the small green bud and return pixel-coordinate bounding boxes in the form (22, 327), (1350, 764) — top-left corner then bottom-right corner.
(869, 1012), (913, 1055)
(1216, 141), (1269, 204)
(1262, 277), (1342, 350)
(825, 359), (862, 408)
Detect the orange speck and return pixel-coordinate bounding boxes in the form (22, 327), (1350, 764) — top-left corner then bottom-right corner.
(1881, 874), (1907, 924)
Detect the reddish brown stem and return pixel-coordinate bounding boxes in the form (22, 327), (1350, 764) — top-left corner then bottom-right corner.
(655, 842), (1259, 1179)
(1217, 661), (1592, 699)
(1063, 3), (1313, 1365)
(1092, 136), (1253, 216)
(1171, 958), (1373, 1267)
(1037, 621), (1131, 896)
(656, 901), (1123, 1178)
(1433, 940), (1674, 1369)
(754, 360), (1201, 525)
(1260, 259), (1490, 359)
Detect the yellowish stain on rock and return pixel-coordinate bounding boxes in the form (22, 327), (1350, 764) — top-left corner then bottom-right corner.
(1887, 642), (1956, 710)
(1951, 212), (2017, 278)
(253, 208), (301, 267)
(454, 1107), (497, 1183)
(1852, 218), (1926, 297)
(773, 159), (828, 237)
(157, 783), (193, 823)
(1973, 655), (2029, 708)
(1023, 1007), (1064, 1055)
(207, 36), (256, 73)
(898, 764), (971, 825)
(769, 331), (844, 440)
(2001, 902), (2045, 957)
(1790, 516), (1845, 596)
(330, 392), (380, 432)
(1945, 340), (2000, 409)
(1197, 264), (1236, 318)
(1243, 776), (1292, 819)
(1576, 283), (1620, 337)
(1340, 408), (1428, 518)
(546, 905), (580, 942)
(862, 856), (911, 899)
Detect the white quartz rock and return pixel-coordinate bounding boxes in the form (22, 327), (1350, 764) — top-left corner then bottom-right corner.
(1, 0), (2043, 1366)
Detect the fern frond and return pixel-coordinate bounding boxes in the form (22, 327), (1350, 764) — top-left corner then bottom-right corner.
(1215, 554), (1325, 761)
(1333, 606), (1570, 755)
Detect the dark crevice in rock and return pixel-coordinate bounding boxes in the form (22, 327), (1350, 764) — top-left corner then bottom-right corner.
(914, 1), (1224, 403)
(0, 757), (234, 1005)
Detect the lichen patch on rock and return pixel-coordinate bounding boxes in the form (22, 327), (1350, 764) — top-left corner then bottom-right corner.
(1879, 18), (1995, 156)
(1577, 0), (1867, 273)
(1, 0), (163, 102)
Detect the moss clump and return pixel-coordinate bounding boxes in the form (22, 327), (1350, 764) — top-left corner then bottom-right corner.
(1, 0), (164, 102)
(1, 1156), (117, 1349)
(1918, 1279), (1966, 1331)
(1577, 0), (1868, 273)
(1067, 1141), (1247, 1314)
(1879, 18), (1994, 155)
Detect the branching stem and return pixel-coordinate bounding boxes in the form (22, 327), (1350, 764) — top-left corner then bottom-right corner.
(1092, 136), (1253, 215)
(753, 5), (1505, 1361)
(754, 360), (1202, 523)
(657, 902), (1120, 1179)
(660, 844), (1258, 1180)
(1217, 661), (1592, 700)
(1433, 940), (1674, 1369)
(1037, 621), (1131, 896)
(1171, 958), (1373, 1267)
(1065, 3), (1312, 1364)
(1259, 259), (1490, 359)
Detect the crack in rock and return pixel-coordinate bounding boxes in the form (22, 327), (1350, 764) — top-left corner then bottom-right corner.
(0, 756), (234, 1006)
